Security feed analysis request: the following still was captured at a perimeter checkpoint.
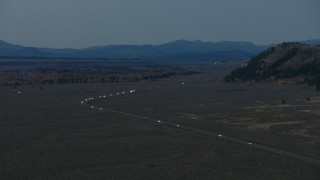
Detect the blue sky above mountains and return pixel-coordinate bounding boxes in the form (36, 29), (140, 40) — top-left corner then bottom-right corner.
(0, 0), (319, 48)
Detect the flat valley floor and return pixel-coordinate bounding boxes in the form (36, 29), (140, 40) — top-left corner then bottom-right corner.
(1, 73), (320, 179)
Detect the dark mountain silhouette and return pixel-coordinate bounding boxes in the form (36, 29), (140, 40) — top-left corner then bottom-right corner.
(0, 39), (268, 60)
(225, 42), (320, 90)
(0, 39), (319, 61)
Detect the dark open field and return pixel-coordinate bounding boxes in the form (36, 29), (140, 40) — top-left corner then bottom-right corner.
(1, 60), (320, 179)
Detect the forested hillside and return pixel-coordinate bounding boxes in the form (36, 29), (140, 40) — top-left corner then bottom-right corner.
(225, 43), (320, 90)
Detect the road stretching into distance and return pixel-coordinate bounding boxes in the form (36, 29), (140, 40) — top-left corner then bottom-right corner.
(81, 85), (320, 166)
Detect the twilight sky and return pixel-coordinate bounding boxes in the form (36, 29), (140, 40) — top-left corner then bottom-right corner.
(0, 0), (319, 48)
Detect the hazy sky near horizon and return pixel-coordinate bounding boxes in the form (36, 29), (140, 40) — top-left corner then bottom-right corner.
(0, 0), (319, 48)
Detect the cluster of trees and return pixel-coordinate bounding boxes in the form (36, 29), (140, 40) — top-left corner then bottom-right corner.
(305, 76), (320, 91)
(0, 67), (200, 86)
(300, 60), (320, 90)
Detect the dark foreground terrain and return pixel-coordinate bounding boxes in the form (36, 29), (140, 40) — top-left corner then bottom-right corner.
(1, 61), (320, 179)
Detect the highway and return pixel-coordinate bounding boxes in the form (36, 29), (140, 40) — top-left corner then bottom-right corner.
(81, 88), (320, 166)
(104, 108), (320, 166)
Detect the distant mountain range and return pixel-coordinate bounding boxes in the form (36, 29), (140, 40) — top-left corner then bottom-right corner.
(0, 39), (319, 61)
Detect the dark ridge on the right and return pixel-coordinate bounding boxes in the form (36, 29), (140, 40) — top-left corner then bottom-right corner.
(225, 42), (320, 90)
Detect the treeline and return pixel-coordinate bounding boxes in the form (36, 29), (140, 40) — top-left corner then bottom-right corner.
(0, 67), (200, 86)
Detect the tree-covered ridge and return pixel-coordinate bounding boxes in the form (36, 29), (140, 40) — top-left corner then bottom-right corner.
(224, 47), (276, 81)
(225, 42), (320, 90)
